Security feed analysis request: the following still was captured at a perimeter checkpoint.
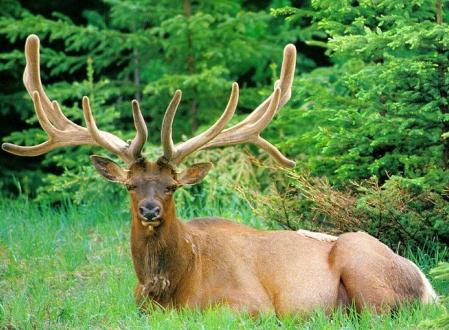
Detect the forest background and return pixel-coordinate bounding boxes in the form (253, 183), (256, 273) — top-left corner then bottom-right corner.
(1, 0), (449, 248)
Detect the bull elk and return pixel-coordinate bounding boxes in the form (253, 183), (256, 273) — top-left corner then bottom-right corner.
(3, 35), (438, 316)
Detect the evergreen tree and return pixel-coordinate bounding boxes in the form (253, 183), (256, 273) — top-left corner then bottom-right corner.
(275, 0), (449, 192)
(258, 1), (449, 246)
(0, 0), (299, 201)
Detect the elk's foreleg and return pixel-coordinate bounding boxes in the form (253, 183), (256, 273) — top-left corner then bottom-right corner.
(134, 275), (171, 311)
(142, 275), (171, 299)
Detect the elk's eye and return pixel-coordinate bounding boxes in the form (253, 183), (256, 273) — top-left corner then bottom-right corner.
(165, 185), (177, 194)
(126, 184), (137, 191)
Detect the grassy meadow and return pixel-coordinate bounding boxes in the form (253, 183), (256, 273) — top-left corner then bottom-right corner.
(0, 196), (447, 329)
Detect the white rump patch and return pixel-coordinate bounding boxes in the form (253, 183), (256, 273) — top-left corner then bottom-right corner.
(408, 261), (439, 304)
(296, 229), (338, 242)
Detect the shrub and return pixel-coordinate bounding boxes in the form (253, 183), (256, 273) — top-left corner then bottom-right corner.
(242, 166), (449, 248)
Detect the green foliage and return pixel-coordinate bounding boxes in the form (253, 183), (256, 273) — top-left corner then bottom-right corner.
(0, 0), (298, 202)
(272, 0), (449, 188)
(257, 0), (449, 248)
(431, 261), (449, 281)
(178, 147), (257, 211)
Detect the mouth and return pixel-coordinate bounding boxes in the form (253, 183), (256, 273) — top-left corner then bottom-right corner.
(140, 216), (162, 227)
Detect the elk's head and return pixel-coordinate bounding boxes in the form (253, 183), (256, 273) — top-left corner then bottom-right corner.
(2, 35), (297, 231)
(90, 156), (211, 228)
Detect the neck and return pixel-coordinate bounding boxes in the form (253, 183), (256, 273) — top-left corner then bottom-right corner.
(130, 200), (194, 301)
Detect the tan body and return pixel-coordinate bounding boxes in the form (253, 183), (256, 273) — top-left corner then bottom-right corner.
(132, 211), (436, 315)
(3, 35), (437, 317)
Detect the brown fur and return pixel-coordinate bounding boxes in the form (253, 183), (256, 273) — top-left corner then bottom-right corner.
(92, 159), (436, 315)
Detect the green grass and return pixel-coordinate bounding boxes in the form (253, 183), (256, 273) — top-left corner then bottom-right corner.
(0, 197), (447, 329)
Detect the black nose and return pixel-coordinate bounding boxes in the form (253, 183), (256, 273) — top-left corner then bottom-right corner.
(139, 204), (161, 221)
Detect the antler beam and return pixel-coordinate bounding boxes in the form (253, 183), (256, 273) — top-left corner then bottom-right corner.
(3, 35), (296, 168)
(159, 44), (296, 168)
(160, 82), (239, 165)
(2, 35), (147, 164)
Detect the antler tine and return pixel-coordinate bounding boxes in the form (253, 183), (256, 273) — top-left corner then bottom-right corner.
(160, 82), (239, 165)
(161, 90), (183, 161)
(2, 139), (54, 157)
(82, 97), (148, 162)
(2, 91), (64, 156)
(156, 45), (295, 168)
(277, 43), (296, 108)
(129, 100), (149, 159)
(32, 91), (59, 135)
(82, 97), (121, 154)
(227, 44), (296, 132)
(252, 136), (294, 167)
(2, 34), (148, 164)
(23, 34), (73, 130)
(198, 88), (281, 144)
(198, 44), (297, 168)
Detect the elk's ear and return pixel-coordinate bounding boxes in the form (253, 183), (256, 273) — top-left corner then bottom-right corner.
(90, 155), (128, 183)
(177, 162), (212, 185)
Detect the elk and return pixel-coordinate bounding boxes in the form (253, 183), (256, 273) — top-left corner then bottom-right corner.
(3, 35), (438, 316)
